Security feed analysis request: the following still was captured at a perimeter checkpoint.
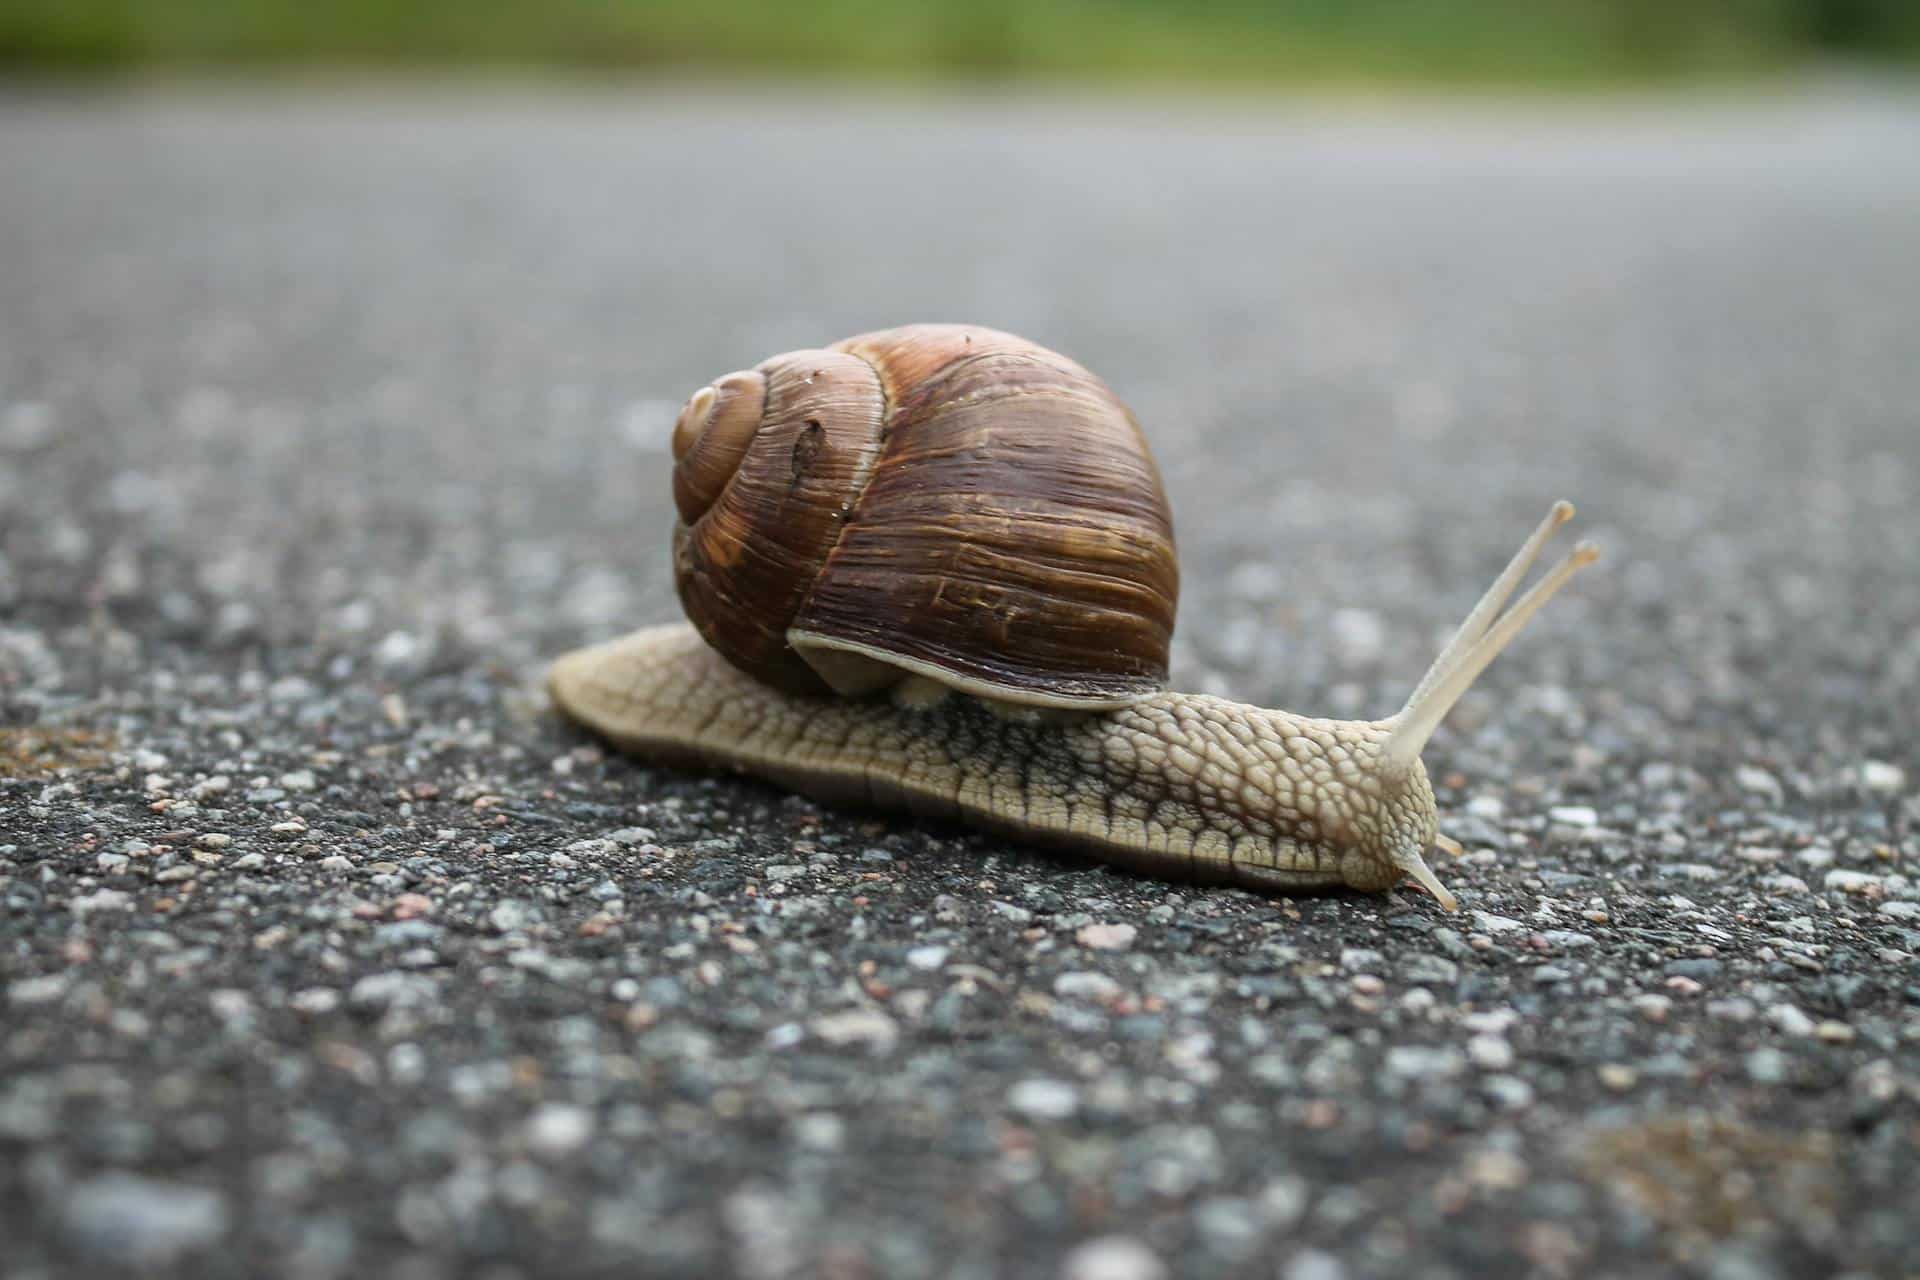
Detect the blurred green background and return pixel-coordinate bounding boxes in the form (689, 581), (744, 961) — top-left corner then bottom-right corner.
(1, 0), (1916, 84)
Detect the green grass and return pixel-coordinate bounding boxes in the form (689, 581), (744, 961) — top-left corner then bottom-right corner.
(1, 0), (1916, 82)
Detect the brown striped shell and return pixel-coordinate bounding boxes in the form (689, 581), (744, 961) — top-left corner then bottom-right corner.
(668, 324), (1178, 709)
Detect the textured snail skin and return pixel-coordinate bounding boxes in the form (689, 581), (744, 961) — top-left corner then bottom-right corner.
(548, 623), (1441, 899)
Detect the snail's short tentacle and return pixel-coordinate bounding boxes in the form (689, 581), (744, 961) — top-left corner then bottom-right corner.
(1391, 846), (1459, 913)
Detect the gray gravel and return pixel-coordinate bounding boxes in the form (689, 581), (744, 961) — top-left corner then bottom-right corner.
(3, 82), (1919, 1279)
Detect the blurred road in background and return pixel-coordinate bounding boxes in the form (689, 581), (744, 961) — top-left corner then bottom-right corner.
(2, 84), (1918, 1278)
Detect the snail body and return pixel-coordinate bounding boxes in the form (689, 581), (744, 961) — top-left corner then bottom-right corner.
(550, 325), (1598, 911)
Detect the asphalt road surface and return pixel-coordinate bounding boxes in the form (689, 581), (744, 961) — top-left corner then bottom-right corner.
(3, 82), (1918, 1279)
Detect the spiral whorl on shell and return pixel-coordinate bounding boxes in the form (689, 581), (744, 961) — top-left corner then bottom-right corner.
(668, 324), (1179, 709)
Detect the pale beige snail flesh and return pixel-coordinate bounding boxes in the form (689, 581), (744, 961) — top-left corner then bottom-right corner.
(549, 325), (1598, 911)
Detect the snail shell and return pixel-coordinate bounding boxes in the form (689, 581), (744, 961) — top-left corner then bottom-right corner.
(668, 324), (1178, 709)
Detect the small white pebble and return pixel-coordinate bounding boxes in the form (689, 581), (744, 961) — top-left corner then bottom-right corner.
(376, 630), (420, 667)
(1767, 1004), (1816, 1037)
(8, 975), (71, 1005)
(1632, 994), (1673, 1023)
(72, 889), (132, 914)
(905, 945), (949, 972)
(1076, 923), (1136, 951)
(1660, 863), (1723, 883)
(208, 990), (251, 1020)
(1282, 1249), (1348, 1280)
(1482, 1075), (1534, 1110)
(1060, 1236), (1167, 1280)
(792, 1113), (843, 1152)
(1860, 760), (1905, 793)
(1464, 1148), (1529, 1191)
(1461, 1010), (1518, 1034)
(1824, 869), (1882, 895)
(1597, 1064), (1637, 1092)
(1384, 1045), (1464, 1080)
(1547, 805), (1598, 828)
(1465, 794), (1504, 820)
(1053, 971), (1122, 1002)
(1339, 948), (1384, 973)
(1467, 1034), (1514, 1071)
(810, 1008), (899, 1054)
(525, 1103), (594, 1157)
(1007, 1078), (1080, 1121)
(1328, 608), (1386, 665)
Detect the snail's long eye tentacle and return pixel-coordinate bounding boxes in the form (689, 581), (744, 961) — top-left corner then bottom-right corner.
(1380, 532), (1599, 779)
(1405, 500), (1574, 710)
(1432, 833), (1466, 859)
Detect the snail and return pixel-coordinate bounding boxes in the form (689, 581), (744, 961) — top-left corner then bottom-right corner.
(549, 325), (1598, 912)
